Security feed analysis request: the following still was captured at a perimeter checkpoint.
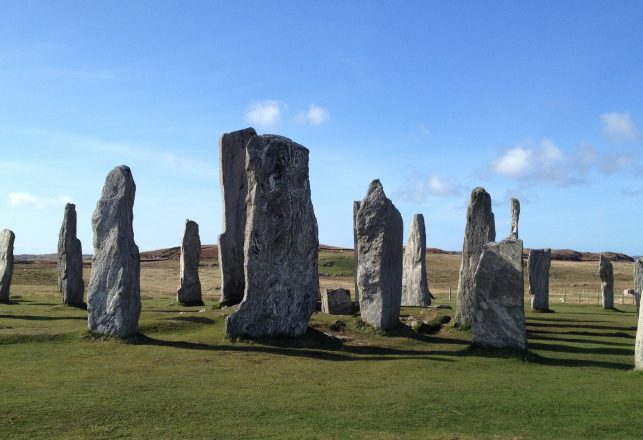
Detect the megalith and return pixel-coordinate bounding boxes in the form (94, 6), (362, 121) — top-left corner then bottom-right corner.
(353, 200), (361, 304)
(57, 203), (84, 307)
(528, 248), (551, 311)
(599, 255), (614, 309)
(177, 219), (203, 306)
(225, 135), (319, 338)
(322, 288), (353, 315)
(634, 258), (643, 315)
(510, 198), (520, 239)
(455, 187), (496, 327)
(636, 260), (643, 369)
(402, 214), (431, 307)
(218, 127), (257, 306)
(472, 239), (527, 351)
(87, 165), (141, 337)
(356, 180), (403, 330)
(0, 229), (15, 303)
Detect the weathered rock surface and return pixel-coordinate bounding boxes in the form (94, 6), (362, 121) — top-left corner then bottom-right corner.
(402, 214), (431, 307)
(356, 180), (403, 330)
(177, 220), (203, 305)
(225, 135), (319, 338)
(322, 288), (353, 315)
(353, 200), (361, 304)
(635, 258), (643, 317)
(87, 165), (141, 337)
(636, 260), (643, 369)
(57, 203), (84, 307)
(218, 127), (257, 306)
(0, 229), (15, 303)
(510, 198), (520, 239)
(472, 239), (527, 351)
(455, 187), (496, 327)
(528, 248), (551, 311)
(599, 255), (614, 309)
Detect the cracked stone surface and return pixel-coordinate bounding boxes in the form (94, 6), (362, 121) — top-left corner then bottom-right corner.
(57, 203), (84, 307)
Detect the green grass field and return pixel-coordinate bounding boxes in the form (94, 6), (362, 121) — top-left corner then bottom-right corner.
(1, 252), (642, 439)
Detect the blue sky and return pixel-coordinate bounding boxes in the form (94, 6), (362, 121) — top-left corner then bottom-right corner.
(1, 1), (643, 255)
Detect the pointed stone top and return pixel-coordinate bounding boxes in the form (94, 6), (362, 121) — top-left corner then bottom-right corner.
(366, 179), (385, 197)
(470, 187), (491, 200)
(101, 165), (135, 199)
(65, 202), (76, 211)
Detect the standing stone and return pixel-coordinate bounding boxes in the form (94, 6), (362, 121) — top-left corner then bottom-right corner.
(510, 198), (520, 239)
(636, 261), (643, 369)
(353, 200), (361, 304)
(218, 127), (257, 306)
(455, 187), (496, 327)
(57, 203), (84, 307)
(322, 288), (353, 315)
(599, 255), (614, 309)
(528, 248), (551, 311)
(225, 135), (319, 338)
(356, 180), (403, 330)
(402, 214), (431, 307)
(87, 165), (141, 337)
(177, 220), (203, 306)
(634, 258), (643, 316)
(0, 229), (15, 303)
(472, 239), (527, 351)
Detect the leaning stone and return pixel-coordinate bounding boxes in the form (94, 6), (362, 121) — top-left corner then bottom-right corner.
(402, 214), (431, 307)
(57, 203), (84, 307)
(599, 255), (614, 309)
(528, 249), (551, 311)
(177, 220), (203, 306)
(0, 229), (15, 303)
(455, 187), (496, 327)
(472, 239), (527, 351)
(218, 127), (257, 306)
(356, 180), (403, 330)
(322, 288), (353, 315)
(225, 135), (319, 338)
(353, 200), (361, 305)
(87, 165), (141, 338)
(510, 198), (520, 239)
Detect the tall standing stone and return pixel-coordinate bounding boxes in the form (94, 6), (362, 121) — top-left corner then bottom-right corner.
(528, 248), (551, 311)
(636, 261), (643, 369)
(402, 214), (431, 307)
(177, 220), (203, 305)
(57, 203), (84, 307)
(0, 229), (15, 303)
(353, 200), (361, 304)
(599, 255), (614, 309)
(472, 239), (527, 351)
(455, 187), (496, 327)
(510, 198), (520, 239)
(356, 180), (403, 330)
(218, 127), (257, 306)
(225, 135), (319, 338)
(87, 165), (141, 337)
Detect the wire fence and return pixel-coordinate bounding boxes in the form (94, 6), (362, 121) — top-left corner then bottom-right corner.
(431, 288), (640, 306)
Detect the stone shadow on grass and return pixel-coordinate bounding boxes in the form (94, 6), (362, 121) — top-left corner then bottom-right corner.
(527, 332), (634, 346)
(526, 322), (636, 332)
(0, 314), (86, 321)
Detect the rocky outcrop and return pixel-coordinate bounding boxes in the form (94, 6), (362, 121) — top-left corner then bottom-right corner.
(321, 288), (353, 315)
(177, 220), (203, 305)
(402, 214), (431, 307)
(57, 203), (84, 307)
(528, 249), (551, 311)
(87, 165), (141, 337)
(356, 180), (403, 330)
(225, 135), (319, 338)
(218, 127), (257, 306)
(455, 187), (495, 327)
(599, 255), (614, 309)
(0, 229), (15, 303)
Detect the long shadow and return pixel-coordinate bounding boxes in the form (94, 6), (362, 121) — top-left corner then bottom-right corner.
(0, 314), (86, 321)
(527, 352), (632, 370)
(528, 341), (633, 356)
(528, 328), (634, 340)
(526, 322), (636, 332)
(527, 332), (634, 347)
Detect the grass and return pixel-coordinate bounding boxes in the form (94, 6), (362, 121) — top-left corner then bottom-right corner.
(1, 252), (642, 439)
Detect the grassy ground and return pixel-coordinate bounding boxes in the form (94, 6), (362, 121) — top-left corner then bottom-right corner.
(1, 252), (642, 439)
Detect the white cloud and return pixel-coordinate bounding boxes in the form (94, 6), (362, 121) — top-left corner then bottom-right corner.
(394, 173), (462, 203)
(601, 112), (639, 142)
(490, 147), (532, 178)
(9, 192), (73, 209)
(295, 104), (330, 126)
(245, 100), (283, 127)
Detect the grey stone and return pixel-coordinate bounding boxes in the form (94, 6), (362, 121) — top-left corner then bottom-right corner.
(225, 135), (319, 338)
(599, 255), (614, 309)
(528, 248), (551, 311)
(636, 260), (643, 369)
(353, 200), (361, 304)
(402, 214), (431, 307)
(356, 180), (403, 330)
(87, 165), (141, 337)
(455, 187), (496, 327)
(0, 229), (15, 303)
(322, 288), (353, 315)
(218, 127), (257, 306)
(57, 203), (84, 307)
(634, 258), (643, 316)
(510, 198), (520, 239)
(177, 220), (203, 305)
(472, 239), (527, 351)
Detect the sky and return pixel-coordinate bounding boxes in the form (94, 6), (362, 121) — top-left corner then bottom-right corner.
(1, 1), (643, 255)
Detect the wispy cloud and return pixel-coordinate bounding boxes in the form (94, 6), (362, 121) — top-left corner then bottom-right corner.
(394, 172), (463, 203)
(295, 104), (330, 125)
(9, 192), (73, 209)
(601, 112), (639, 142)
(245, 100), (283, 127)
